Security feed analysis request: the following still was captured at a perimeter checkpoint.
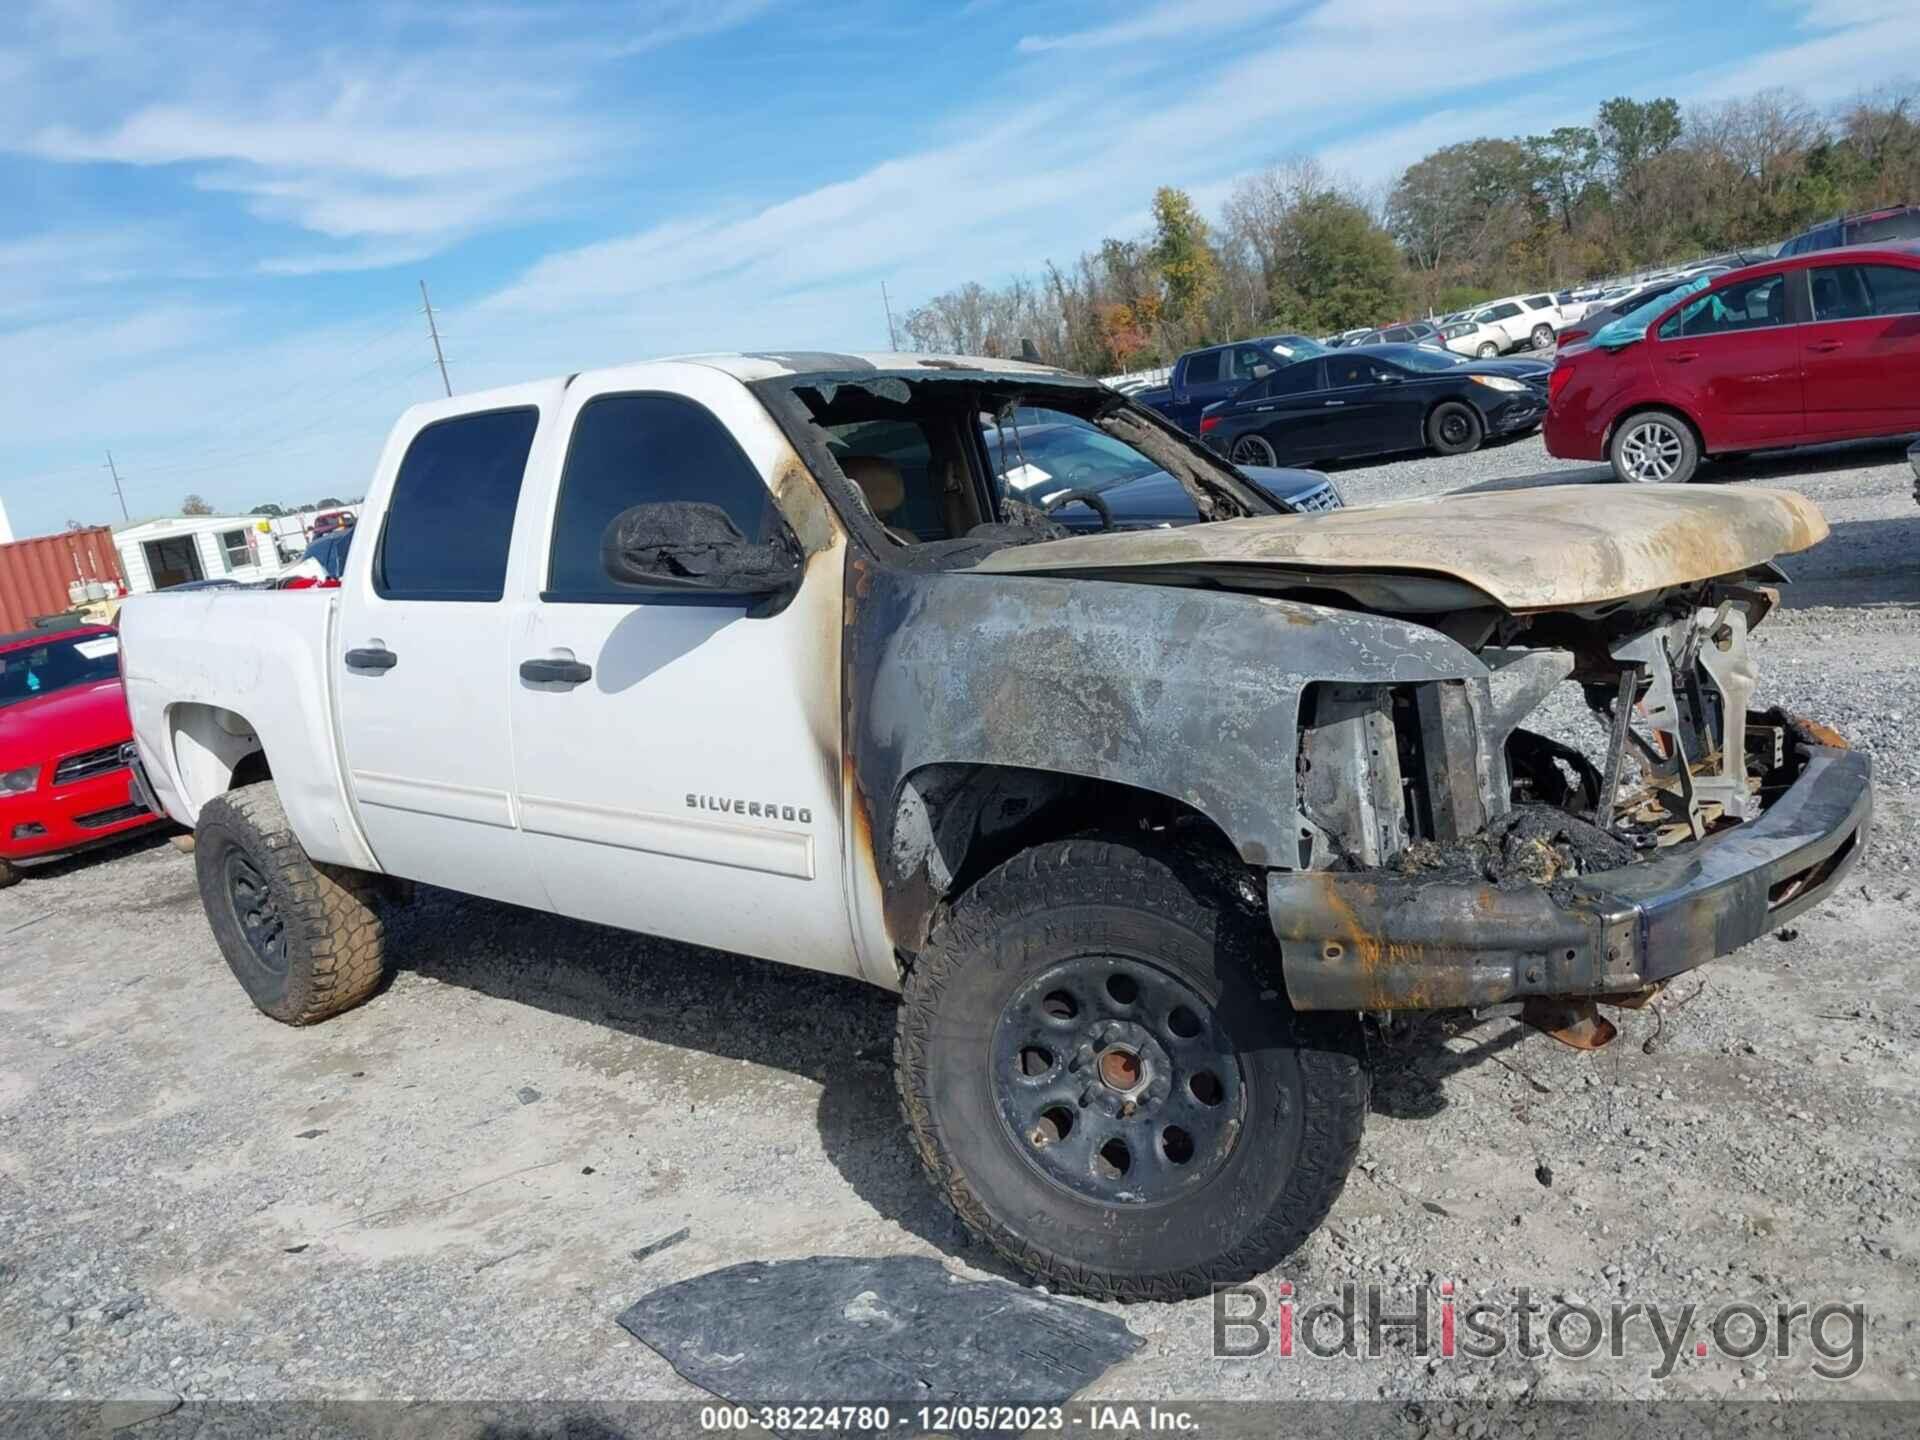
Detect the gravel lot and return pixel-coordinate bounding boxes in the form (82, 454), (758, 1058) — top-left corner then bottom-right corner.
(2, 433), (1917, 1418)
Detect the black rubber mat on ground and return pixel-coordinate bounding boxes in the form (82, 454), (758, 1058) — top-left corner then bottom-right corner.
(617, 1255), (1141, 1412)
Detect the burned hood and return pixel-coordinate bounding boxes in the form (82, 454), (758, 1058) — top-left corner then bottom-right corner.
(969, 483), (1827, 612)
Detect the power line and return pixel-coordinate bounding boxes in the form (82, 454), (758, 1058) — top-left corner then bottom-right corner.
(421, 279), (452, 397)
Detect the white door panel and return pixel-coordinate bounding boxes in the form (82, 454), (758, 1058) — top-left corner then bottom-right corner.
(334, 388), (556, 911)
(508, 362), (857, 974)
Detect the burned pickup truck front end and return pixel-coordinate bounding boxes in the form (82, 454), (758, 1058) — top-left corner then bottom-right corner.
(1269, 605), (1869, 1042)
(956, 481), (1869, 1041)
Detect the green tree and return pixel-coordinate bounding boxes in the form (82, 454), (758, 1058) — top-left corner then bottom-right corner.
(1149, 186), (1221, 341)
(1266, 194), (1405, 334)
(1526, 126), (1601, 233)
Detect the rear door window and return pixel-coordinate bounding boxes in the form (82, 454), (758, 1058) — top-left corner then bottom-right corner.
(548, 392), (781, 599)
(375, 408), (539, 601)
(1809, 266), (1874, 321)
(1859, 264), (1920, 316)
(1182, 349), (1222, 385)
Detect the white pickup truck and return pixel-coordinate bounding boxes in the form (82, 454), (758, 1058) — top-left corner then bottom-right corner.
(118, 351), (1870, 1302)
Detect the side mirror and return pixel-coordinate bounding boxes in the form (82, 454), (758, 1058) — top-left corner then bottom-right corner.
(600, 502), (803, 597)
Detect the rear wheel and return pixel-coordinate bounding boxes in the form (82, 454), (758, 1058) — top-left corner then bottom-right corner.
(1477, 341), (1499, 358)
(1610, 411), (1699, 484)
(1427, 401), (1485, 456)
(194, 782), (387, 1025)
(1530, 323), (1554, 349)
(895, 838), (1368, 1302)
(1228, 433), (1279, 467)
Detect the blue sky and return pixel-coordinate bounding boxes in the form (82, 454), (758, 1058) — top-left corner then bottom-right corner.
(2, 0), (1916, 536)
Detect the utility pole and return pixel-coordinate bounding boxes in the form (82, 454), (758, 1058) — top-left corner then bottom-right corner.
(881, 281), (899, 351)
(103, 451), (129, 523)
(420, 279), (452, 397)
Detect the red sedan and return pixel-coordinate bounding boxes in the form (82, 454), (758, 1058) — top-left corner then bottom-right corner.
(1545, 242), (1920, 483)
(0, 623), (164, 888)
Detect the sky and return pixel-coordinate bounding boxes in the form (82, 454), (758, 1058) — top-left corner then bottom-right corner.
(2, 0), (1917, 537)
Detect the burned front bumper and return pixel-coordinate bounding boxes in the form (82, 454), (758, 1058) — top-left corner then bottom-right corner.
(1268, 739), (1871, 1012)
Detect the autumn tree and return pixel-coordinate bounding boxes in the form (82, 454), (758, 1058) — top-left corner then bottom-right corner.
(181, 494), (213, 516)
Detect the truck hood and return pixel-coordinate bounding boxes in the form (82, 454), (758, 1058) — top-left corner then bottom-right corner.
(970, 483), (1827, 612)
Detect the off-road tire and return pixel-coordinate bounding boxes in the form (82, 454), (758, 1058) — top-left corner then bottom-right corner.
(1427, 400), (1485, 456)
(0, 858), (19, 890)
(895, 837), (1368, 1302)
(194, 782), (387, 1025)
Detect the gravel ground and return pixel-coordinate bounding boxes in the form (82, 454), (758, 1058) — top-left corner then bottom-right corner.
(2, 434), (1917, 1419)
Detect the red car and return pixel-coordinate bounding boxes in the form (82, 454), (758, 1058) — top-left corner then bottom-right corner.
(0, 623), (163, 888)
(1545, 242), (1920, 483)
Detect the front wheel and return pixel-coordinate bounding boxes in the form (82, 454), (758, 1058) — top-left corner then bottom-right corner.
(895, 838), (1368, 1302)
(194, 782), (388, 1025)
(1610, 412), (1698, 483)
(0, 858), (19, 890)
(1228, 433), (1279, 467)
(1427, 400), (1485, 456)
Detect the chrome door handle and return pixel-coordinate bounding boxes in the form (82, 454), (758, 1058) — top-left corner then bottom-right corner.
(1324, 400), (1346, 407)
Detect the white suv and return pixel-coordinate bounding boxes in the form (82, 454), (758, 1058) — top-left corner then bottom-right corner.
(1469, 294), (1568, 351)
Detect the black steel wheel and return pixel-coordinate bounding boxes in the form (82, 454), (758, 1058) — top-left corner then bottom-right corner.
(220, 845), (288, 976)
(991, 955), (1244, 1206)
(896, 837), (1369, 1302)
(1427, 400), (1484, 456)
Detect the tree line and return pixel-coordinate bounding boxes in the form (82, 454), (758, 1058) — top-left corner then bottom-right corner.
(901, 84), (1920, 374)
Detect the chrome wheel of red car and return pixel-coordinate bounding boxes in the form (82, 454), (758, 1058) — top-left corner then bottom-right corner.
(1229, 434), (1278, 467)
(1613, 415), (1695, 483)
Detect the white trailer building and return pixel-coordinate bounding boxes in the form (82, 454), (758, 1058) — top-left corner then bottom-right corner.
(113, 515), (294, 593)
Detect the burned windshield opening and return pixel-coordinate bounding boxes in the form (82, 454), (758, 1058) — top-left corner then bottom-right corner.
(759, 371), (1271, 567)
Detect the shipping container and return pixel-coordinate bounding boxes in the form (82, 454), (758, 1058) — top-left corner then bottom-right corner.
(0, 527), (128, 634)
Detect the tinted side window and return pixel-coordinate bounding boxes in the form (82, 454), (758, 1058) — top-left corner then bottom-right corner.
(1263, 360), (1322, 397)
(1855, 210), (1920, 244)
(1659, 273), (1788, 339)
(1809, 265), (1873, 321)
(376, 408), (538, 601)
(1861, 263), (1920, 316)
(1326, 356), (1392, 388)
(1183, 349), (1222, 385)
(549, 393), (778, 599)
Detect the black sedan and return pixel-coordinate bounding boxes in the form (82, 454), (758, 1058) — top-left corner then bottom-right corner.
(983, 414), (1341, 530)
(1196, 344), (1550, 465)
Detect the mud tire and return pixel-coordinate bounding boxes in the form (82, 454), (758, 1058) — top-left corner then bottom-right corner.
(895, 837), (1368, 1302)
(194, 782), (387, 1025)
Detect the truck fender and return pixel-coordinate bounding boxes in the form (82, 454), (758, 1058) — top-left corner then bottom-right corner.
(842, 562), (1489, 953)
